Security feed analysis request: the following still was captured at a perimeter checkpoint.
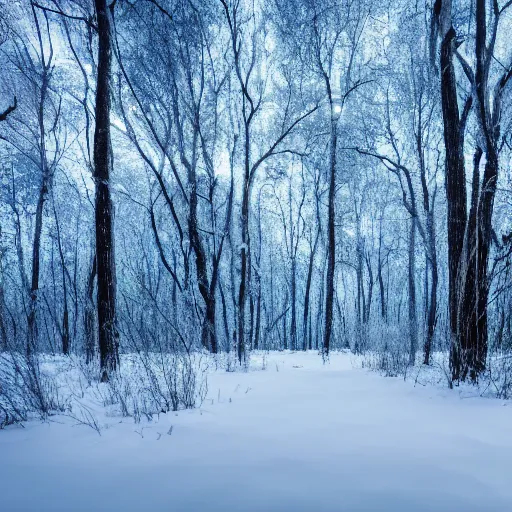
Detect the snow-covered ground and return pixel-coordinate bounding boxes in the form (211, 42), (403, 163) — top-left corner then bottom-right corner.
(1, 351), (512, 511)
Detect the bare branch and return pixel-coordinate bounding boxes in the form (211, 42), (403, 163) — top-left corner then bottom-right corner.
(0, 97), (17, 122)
(31, 2), (97, 30)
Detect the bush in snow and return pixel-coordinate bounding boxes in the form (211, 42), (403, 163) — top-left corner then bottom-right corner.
(92, 352), (209, 423)
(359, 324), (410, 378)
(0, 352), (68, 428)
(485, 353), (512, 399)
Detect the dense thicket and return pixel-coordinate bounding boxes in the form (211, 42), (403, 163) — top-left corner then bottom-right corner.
(0, 0), (511, 386)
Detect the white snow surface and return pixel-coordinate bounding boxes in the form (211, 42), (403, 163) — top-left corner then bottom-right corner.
(1, 351), (512, 511)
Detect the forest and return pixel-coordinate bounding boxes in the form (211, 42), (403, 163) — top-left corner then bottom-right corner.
(0, 0), (512, 388)
(1, 0), (512, 508)
(1, 0), (511, 387)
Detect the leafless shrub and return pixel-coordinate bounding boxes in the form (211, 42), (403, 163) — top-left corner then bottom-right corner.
(360, 324), (409, 378)
(94, 352), (208, 424)
(485, 353), (512, 399)
(68, 355), (101, 389)
(66, 401), (102, 435)
(224, 351), (238, 372)
(0, 352), (68, 428)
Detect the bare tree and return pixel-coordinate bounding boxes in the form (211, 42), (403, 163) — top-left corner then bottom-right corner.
(433, 0), (512, 381)
(94, 0), (119, 380)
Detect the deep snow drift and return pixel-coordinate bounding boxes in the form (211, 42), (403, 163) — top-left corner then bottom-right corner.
(1, 351), (511, 511)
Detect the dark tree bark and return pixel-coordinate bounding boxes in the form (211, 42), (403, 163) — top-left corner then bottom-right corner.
(377, 218), (387, 323)
(27, 184), (46, 353)
(94, 0), (119, 381)
(458, 147), (484, 378)
(27, 6), (55, 355)
(187, 147), (215, 352)
(287, 177), (304, 352)
(423, 239), (438, 365)
(53, 199), (70, 355)
(290, 257), (297, 351)
(249, 250), (255, 351)
(408, 218), (418, 365)
(316, 256), (326, 351)
(354, 207), (365, 354)
(439, 24), (468, 380)
(203, 171), (234, 354)
(254, 284), (261, 351)
(85, 254), (96, 365)
(323, 117), (337, 358)
(219, 278), (230, 352)
(436, 0), (509, 381)
(0, 226), (7, 351)
(0, 97), (17, 353)
(416, 91), (438, 367)
(457, 0), (500, 380)
(254, 185), (265, 351)
(238, 161), (250, 363)
(363, 250), (373, 325)
(303, 231), (319, 351)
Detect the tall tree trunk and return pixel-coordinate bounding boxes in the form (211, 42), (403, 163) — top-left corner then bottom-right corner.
(249, 250), (255, 351)
(27, 22), (52, 355)
(85, 254), (96, 364)
(438, 0), (500, 380)
(458, 0), (497, 380)
(94, 0), (119, 381)
(423, 214), (438, 365)
(219, 278), (230, 352)
(187, 141), (216, 353)
(290, 257), (297, 351)
(377, 220), (387, 322)
(316, 254), (326, 351)
(364, 253), (373, 325)
(238, 190), (249, 364)
(0, 227), (7, 351)
(439, 25), (468, 381)
(458, 147), (481, 378)
(416, 90), (438, 366)
(27, 185), (46, 354)
(238, 117), (251, 364)
(303, 235), (317, 351)
(355, 228), (365, 354)
(282, 299), (288, 350)
(0, 298), (6, 351)
(323, 118), (337, 358)
(54, 198), (69, 355)
(202, 298), (217, 353)
(254, 282), (261, 351)
(308, 305), (313, 351)
(408, 218), (418, 366)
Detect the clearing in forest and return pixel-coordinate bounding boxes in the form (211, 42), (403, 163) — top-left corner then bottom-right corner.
(1, 352), (511, 512)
